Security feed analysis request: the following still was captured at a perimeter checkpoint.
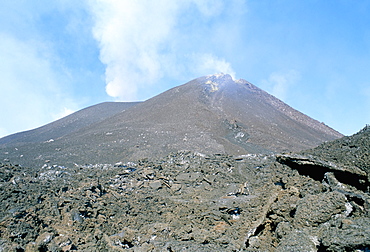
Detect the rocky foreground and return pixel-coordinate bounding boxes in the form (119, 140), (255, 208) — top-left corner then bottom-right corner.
(1, 127), (369, 251)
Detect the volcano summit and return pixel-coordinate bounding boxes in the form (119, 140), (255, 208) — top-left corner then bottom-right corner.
(0, 74), (342, 167)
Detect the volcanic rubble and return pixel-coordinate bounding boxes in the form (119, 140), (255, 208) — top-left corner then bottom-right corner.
(0, 126), (370, 251)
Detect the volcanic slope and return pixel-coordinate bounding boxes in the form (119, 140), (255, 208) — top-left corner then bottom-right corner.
(0, 74), (342, 166)
(0, 102), (140, 145)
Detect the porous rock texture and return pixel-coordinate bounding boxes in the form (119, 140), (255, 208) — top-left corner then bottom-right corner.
(0, 126), (369, 251)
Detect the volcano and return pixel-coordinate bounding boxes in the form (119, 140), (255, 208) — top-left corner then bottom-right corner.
(0, 74), (342, 166)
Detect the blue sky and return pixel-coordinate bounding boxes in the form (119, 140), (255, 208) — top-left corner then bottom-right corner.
(1, 0), (369, 138)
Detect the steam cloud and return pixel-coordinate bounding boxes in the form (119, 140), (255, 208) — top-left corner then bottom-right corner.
(87, 0), (239, 101)
(262, 70), (301, 102)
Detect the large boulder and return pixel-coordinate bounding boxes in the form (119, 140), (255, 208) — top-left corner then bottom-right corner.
(294, 191), (347, 227)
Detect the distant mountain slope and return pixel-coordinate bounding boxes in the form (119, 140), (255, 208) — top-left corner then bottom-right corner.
(0, 102), (140, 145)
(0, 74), (342, 166)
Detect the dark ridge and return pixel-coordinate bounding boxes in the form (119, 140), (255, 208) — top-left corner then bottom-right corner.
(277, 157), (330, 181)
(301, 124), (370, 175)
(277, 156), (369, 192)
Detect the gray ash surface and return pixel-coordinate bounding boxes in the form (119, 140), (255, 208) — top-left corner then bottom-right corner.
(1, 126), (370, 251)
(0, 74), (342, 168)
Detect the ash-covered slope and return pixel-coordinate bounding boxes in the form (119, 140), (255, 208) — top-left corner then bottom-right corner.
(0, 102), (139, 145)
(0, 74), (342, 167)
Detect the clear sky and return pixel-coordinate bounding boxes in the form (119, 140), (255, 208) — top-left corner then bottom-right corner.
(1, 0), (369, 138)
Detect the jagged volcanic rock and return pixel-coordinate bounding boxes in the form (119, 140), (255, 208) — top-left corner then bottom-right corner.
(0, 126), (369, 251)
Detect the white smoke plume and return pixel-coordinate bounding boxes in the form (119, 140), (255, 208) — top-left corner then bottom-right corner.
(191, 53), (236, 80)
(262, 70), (301, 102)
(87, 0), (240, 101)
